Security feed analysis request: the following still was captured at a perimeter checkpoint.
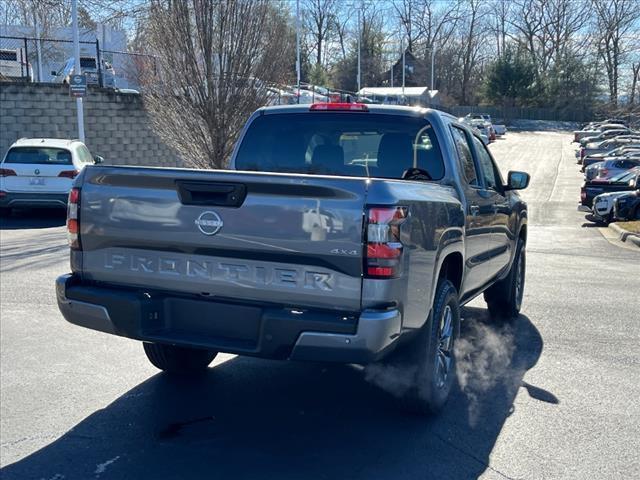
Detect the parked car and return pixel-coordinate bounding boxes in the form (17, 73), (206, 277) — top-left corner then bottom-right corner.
(579, 128), (632, 147)
(583, 149), (640, 172)
(0, 138), (103, 215)
(51, 57), (116, 88)
(0, 48), (33, 81)
(493, 124), (507, 136)
(290, 87), (329, 104)
(613, 190), (640, 221)
(591, 191), (632, 224)
(573, 124), (631, 143)
(579, 138), (640, 163)
(579, 168), (640, 209)
(266, 87), (296, 105)
(586, 158), (640, 181)
(55, 103), (530, 415)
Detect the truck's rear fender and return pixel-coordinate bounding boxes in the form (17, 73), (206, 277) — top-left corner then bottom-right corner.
(361, 179), (464, 331)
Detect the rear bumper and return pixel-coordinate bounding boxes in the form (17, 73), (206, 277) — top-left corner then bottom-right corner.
(0, 191), (68, 208)
(55, 274), (402, 364)
(577, 205), (591, 212)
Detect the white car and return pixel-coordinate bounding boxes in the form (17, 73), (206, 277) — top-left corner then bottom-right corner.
(0, 138), (103, 214)
(592, 191), (633, 223)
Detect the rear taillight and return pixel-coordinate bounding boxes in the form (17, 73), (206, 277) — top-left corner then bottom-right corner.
(580, 189), (586, 201)
(580, 148), (586, 159)
(67, 187), (81, 249)
(59, 170), (80, 179)
(365, 206), (407, 278)
(600, 168), (609, 177)
(0, 168), (17, 177)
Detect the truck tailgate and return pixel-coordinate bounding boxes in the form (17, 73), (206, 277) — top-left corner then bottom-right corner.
(78, 166), (367, 311)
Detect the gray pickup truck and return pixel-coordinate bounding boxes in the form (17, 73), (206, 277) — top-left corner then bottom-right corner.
(56, 103), (529, 413)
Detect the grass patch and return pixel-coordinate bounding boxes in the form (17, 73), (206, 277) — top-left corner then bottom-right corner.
(615, 221), (640, 234)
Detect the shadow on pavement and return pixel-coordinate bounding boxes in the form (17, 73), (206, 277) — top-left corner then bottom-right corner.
(0, 208), (66, 230)
(1, 308), (548, 480)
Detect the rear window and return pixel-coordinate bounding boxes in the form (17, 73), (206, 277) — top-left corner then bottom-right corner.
(235, 113), (445, 180)
(80, 57), (96, 69)
(4, 147), (72, 165)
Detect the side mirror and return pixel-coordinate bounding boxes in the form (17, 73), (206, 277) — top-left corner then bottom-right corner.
(94, 155), (104, 164)
(506, 171), (530, 190)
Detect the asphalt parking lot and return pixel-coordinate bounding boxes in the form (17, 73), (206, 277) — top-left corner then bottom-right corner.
(1, 130), (638, 480)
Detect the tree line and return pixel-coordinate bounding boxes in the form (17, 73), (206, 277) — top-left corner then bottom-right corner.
(2, 0), (638, 168)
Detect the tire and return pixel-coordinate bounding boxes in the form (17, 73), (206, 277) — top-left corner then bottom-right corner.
(394, 279), (461, 415)
(484, 238), (526, 320)
(634, 207), (640, 220)
(143, 342), (217, 374)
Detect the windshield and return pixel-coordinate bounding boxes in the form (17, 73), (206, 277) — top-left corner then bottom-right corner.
(4, 147), (72, 165)
(235, 113), (445, 180)
(609, 170), (637, 182)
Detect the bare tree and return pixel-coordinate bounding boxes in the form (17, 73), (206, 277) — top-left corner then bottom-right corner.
(303, 0), (336, 67)
(489, 0), (511, 58)
(414, 0), (460, 56)
(392, 0), (421, 52)
(592, 0), (640, 106)
(457, 0), (487, 104)
(329, 5), (353, 62)
(141, 0), (294, 169)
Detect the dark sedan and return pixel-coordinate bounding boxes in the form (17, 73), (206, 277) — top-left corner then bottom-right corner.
(613, 190), (640, 221)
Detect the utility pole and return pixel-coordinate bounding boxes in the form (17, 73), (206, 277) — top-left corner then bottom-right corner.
(33, 10), (43, 82)
(401, 37), (405, 100)
(72, 0), (85, 142)
(295, 0), (301, 100)
(357, 4), (361, 94)
(431, 45), (437, 93)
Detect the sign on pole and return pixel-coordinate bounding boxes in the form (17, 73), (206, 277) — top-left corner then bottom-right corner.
(69, 74), (87, 98)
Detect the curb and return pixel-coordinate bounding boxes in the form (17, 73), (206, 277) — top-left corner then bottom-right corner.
(609, 223), (640, 247)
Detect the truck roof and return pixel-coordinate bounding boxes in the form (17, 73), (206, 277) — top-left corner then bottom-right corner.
(258, 103), (457, 121)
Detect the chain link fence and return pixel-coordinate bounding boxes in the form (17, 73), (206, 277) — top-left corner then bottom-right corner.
(0, 35), (155, 90)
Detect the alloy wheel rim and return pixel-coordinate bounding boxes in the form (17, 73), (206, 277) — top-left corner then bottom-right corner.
(435, 305), (454, 389)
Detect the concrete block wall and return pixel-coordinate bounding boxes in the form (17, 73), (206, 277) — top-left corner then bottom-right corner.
(0, 82), (182, 167)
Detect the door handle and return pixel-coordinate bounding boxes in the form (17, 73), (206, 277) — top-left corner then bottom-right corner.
(470, 204), (480, 216)
(493, 201), (507, 212)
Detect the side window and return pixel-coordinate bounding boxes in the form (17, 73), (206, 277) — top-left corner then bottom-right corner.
(451, 126), (479, 187)
(471, 136), (499, 191)
(76, 145), (94, 164)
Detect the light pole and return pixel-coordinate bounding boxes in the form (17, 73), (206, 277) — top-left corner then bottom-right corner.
(401, 37), (405, 99)
(72, 0), (85, 142)
(431, 44), (437, 93)
(295, 0), (301, 96)
(357, 5), (361, 94)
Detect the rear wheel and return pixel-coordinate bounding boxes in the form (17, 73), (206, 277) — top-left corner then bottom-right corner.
(394, 279), (460, 415)
(484, 238), (526, 320)
(143, 342), (217, 374)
